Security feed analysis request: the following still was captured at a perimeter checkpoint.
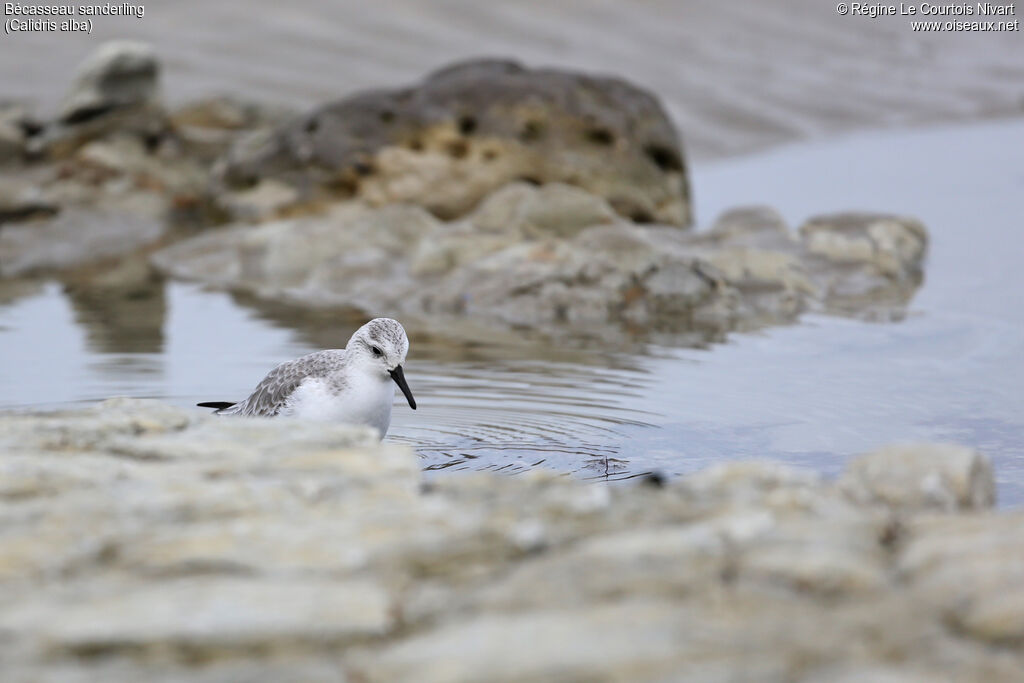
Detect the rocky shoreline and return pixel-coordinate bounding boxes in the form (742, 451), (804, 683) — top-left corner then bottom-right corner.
(2, 43), (927, 345)
(1, 40), (1021, 681)
(1, 399), (1021, 681)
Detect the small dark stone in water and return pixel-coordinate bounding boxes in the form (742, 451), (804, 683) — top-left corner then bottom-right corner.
(642, 471), (667, 488)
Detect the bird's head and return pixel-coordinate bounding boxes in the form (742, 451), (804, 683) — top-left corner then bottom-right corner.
(348, 318), (416, 409)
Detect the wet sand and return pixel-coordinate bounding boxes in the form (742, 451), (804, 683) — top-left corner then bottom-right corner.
(2, 0), (1023, 160)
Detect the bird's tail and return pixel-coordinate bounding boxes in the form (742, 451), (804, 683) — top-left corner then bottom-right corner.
(197, 401), (236, 411)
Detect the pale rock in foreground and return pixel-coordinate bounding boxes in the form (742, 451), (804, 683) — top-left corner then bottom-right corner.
(839, 442), (995, 511)
(0, 399), (1022, 681)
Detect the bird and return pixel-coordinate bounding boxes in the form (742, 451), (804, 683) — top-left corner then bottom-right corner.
(197, 317), (416, 438)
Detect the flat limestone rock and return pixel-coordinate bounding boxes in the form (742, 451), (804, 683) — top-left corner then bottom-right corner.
(153, 190), (929, 343)
(0, 118), (24, 165)
(0, 400), (1021, 680)
(4, 576), (393, 656)
(0, 202), (164, 278)
(898, 512), (1024, 646)
(839, 442), (996, 512)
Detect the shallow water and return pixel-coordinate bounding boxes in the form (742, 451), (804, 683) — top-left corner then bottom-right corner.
(1, 119), (1022, 502)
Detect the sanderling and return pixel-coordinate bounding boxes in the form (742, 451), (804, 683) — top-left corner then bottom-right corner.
(198, 317), (416, 438)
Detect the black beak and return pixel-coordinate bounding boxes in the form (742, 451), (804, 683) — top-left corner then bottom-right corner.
(389, 365), (417, 410)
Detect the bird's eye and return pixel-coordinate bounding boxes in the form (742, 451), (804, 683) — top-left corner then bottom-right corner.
(371, 346), (383, 357)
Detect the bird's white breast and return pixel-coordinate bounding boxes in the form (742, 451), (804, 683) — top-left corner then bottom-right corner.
(283, 372), (395, 438)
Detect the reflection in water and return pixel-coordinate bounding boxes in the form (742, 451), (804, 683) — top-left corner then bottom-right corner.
(0, 278), (45, 307)
(64, 284), (166, 354)
(225, 289), (685, 364)
(61, 257), (167, 354)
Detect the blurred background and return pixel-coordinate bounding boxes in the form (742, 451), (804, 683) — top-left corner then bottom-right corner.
(4, 0), (1022, 160)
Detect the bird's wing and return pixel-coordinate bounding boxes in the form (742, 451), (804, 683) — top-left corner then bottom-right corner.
(221, 349), (347, 417)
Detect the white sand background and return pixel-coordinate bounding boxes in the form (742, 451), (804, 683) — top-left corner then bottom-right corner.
(1, 0), (1022, 161)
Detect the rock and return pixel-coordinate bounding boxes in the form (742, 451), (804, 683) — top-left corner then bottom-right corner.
(0, 200), (165, 277)
(705, 205), (796, 250)
(0, 102), (41, 165)
(73, 134), (154, 180)
(419, 223), (718, 330)
(960, 587), (1024, 645)
(5, 577), (394, 656)
(153, 192), (722, 339)
(37, 104), (169, 161)
(153, 190), (930, 343)
(216, 59), (691, 225)
(0, 140), (204, 281)
(216, 178), (300, 221)
(697, 208), (929, 323)
(0, 118), (24, 165)
(360, 591), (1014, 683)
(31, 42), (170, 162)
(701, 247), (817, 327)
(0, 277), (44, 305)
(357, 602), (698, 683)
(152, 201), (441, 310)
(60, 41), (160, 124)
(738, 516), (890, 597)
(899, 512), (1024, 646)
(800, 213), (927, 276)
(467, 181), (619, 239)
(468, 518), (763, 611)
(0, 179), (59, 224)
(0, 400), (1022, 681)
(800, 665), (962, 683)
(699, 207), (815, 320)
(170, 97), (297, 163)
(839, 443), (996, 512)
(172, 97), (263, 131)
(2, 54), (929, 344)
(798, 212), (928, 316)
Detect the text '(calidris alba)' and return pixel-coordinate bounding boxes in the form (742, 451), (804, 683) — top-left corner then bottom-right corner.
(198, 318), (416, 438)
